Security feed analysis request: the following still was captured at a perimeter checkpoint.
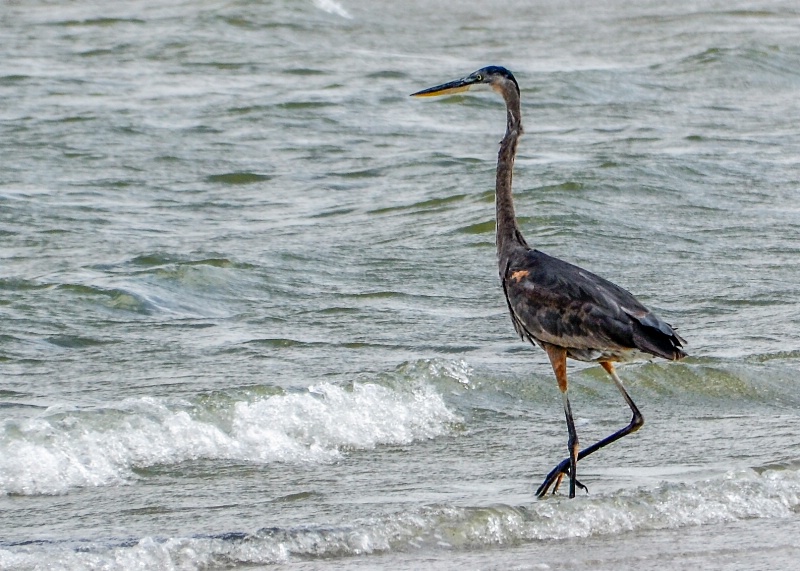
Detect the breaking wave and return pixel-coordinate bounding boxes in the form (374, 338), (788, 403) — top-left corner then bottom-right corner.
(1, 465), (798, 569)
(0, 379), (459, 496)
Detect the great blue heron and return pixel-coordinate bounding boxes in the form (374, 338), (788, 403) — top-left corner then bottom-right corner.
(411, 66), (686, 498)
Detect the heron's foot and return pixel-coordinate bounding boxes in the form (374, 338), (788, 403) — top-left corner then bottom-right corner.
(535, 458), (588, 498)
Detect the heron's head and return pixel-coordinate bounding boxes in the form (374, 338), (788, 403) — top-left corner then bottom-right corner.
(410, 66), (519, 99)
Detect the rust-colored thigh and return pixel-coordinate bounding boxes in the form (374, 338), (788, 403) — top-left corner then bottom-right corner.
(600, 361), (615, 376)
(543, 343), (569, 393)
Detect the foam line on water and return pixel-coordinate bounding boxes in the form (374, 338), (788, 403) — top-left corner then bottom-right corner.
(0, 381), (459, 496)
(1, 467), (798, 569)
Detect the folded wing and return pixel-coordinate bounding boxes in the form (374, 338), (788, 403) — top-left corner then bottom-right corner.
(502, 249), (685, 361)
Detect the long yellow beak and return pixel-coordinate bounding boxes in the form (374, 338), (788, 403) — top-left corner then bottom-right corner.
(410, 78), (473, 98)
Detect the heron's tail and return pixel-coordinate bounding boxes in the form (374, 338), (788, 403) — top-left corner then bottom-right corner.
(629, 312), (687, 361)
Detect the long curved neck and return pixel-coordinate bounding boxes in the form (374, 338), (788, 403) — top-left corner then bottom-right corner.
(496, 87), (528, 266)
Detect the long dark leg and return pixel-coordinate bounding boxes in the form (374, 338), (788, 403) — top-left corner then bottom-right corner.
(536, 361), (643, 498)
(541, 344), (580, 499)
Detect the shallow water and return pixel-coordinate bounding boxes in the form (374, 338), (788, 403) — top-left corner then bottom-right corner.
(2, 0), (800, 569)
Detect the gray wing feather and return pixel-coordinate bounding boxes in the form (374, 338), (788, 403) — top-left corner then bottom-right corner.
(502, 249), (686, 361)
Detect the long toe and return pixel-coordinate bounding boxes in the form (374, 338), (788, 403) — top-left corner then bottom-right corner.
(550, 472), (565, 495)
(535, 460), (589, 498)
(535, 458), (571, 498)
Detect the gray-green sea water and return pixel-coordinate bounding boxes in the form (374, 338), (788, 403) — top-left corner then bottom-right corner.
(2, 0), (800, 569)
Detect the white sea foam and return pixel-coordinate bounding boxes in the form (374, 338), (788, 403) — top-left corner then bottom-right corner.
(312, 0), (352, 19)
(0, 381), (459, 496)
(1, 467), (799, 570)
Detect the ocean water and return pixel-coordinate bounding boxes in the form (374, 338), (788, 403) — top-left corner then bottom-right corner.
(2, 0), (800, 569)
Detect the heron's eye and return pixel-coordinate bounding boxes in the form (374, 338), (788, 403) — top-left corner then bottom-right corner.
(475, 74), (483, 82)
